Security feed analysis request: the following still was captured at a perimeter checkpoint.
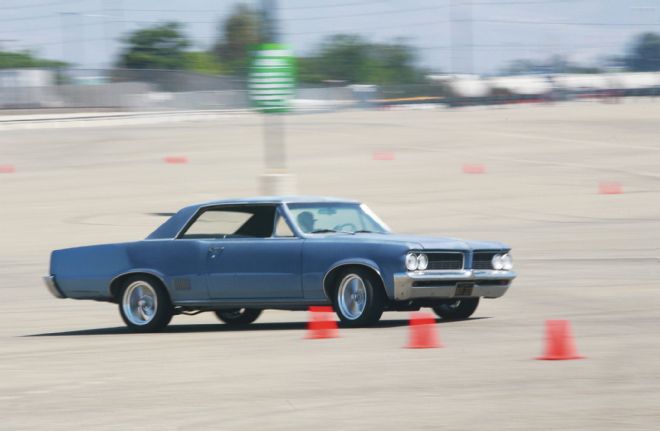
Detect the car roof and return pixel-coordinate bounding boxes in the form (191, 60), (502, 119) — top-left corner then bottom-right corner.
(192, 195), (360, 206)
(146, 196), (361, 239)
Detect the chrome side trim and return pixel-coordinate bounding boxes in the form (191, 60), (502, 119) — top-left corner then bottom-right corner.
(43, 276), (66, 299)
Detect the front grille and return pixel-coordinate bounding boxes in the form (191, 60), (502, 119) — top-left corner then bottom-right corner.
(472, 251), (498, 269)
(426, 252), (464, 270)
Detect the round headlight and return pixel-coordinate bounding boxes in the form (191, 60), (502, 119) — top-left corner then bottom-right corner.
(491, 254), (504, 270)
(417, 253), (429, 271)
(405, 253), (419, 271)
(501, 254), (513, 270)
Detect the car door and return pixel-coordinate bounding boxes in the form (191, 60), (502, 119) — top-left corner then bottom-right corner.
(180, 203), (302, 300)
(206, 236), (303, 300)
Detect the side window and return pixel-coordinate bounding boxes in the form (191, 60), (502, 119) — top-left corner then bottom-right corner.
(274, 214), (295, 237)
(181, 205), (276, 239)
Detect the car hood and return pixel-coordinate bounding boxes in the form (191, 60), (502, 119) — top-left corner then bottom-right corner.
(356, 233), (509, 251)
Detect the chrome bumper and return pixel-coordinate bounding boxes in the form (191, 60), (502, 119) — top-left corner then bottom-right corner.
(43, 275), (66, 299)
(393, 270), (516, 301)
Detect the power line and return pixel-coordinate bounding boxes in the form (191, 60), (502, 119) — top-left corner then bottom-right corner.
(0, 17), (217, 31)
(107, 0), (390, 13)
(284, 15), (658, 36)
(283, 17), (451, 35)
(104, 8), (224, 13)
(469, 0), (589, 5)
(417, 42), (629, 51)
(0, 13), (58, 23)
(281, 0), (390, 10)
(0, 0), (85, 10)
(280, 0), (598, 22)
(0, 20), (100, 34)
(283, 4), (451, 21)
(474, 18), (658, 27)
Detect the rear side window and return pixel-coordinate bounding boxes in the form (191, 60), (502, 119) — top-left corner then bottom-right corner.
(180, 205), (277, 239)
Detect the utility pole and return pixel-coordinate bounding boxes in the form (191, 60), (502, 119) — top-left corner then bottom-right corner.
(102, 0), (112, 68)
(465, 0), (473, 75)
(59, 12), (84, 68)
(450, 0), (473, 75)
(59, 12), (69, 65)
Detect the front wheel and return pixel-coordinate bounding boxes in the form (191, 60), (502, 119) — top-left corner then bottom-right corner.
(432, 298), (480, 321)
(332, 268), (384, 327)
(119, 276), (173, 332)
(214, 308), (262, 325)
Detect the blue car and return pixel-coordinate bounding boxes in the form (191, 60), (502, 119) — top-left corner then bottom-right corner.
(45, 196), (516, 332)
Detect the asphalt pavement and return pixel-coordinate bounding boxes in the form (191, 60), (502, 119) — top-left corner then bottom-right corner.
(1, 100), (659, 430)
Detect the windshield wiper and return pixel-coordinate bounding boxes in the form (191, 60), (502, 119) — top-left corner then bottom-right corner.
(354, 230), (383, 234)
(311, 229), (337, 234)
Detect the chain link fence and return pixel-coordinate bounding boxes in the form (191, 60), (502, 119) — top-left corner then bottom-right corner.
(0, 67), (367, 112)
(1, 67), (660, 112)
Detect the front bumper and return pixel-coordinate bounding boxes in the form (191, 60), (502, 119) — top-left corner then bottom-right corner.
(393, 270), (516, 301)
(43, 275), (66, 299)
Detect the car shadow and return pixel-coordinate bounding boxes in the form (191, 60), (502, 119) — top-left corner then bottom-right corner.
(22, 317), (491, 337)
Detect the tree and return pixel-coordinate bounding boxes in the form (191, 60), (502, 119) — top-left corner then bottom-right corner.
(118, 22), (191, 69)
(0, 51), (66, 69)
(625, 32), (660, 72)
(298, 34), (426, 85)
(310, 35), (372, 84)
(213, 4), (260, 74)
(184, 51), (224, 75)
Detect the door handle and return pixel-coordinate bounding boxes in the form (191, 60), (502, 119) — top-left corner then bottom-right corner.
(208, 246), (224, 258)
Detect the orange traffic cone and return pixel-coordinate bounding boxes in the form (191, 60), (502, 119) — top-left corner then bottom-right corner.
(373, 151), (395, 161)
(163, 155), (189, 164)
(598, 182), (623, 195)
(305, 306), (338, 339)
(462, 164), (486, 174)
(536, 320), (584, 360)
(406, 312), (442, 349)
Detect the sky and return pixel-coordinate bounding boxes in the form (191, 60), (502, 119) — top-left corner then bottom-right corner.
(0, 0), (659, 74)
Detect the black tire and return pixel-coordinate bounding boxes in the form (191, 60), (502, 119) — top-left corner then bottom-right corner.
(118, 275), (173, 333)
(432, 298), (480, 321)
(214, 308), (262, 325)
(332, 268), (385, 327)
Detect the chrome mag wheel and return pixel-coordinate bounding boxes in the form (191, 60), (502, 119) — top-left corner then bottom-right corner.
(122, 280), (158, 326)
(337, 274), (368, 320)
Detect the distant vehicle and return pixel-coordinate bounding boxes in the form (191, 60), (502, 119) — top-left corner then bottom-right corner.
(44, 197), (516, 332)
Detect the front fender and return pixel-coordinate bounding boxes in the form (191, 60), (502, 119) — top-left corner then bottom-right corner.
(321, 258), (386, 300)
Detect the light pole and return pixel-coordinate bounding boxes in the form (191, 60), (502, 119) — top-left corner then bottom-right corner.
(257, 0), (296, 195)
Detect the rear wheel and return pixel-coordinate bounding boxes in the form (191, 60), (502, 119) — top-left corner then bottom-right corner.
(215, 308), (262, 325)
(332, 268), (384, 327)
(432, 298), (480, 320)
(119, 276), (173, 332)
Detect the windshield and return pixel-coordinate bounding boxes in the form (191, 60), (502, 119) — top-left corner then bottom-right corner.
(287, 202), (390, 234)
